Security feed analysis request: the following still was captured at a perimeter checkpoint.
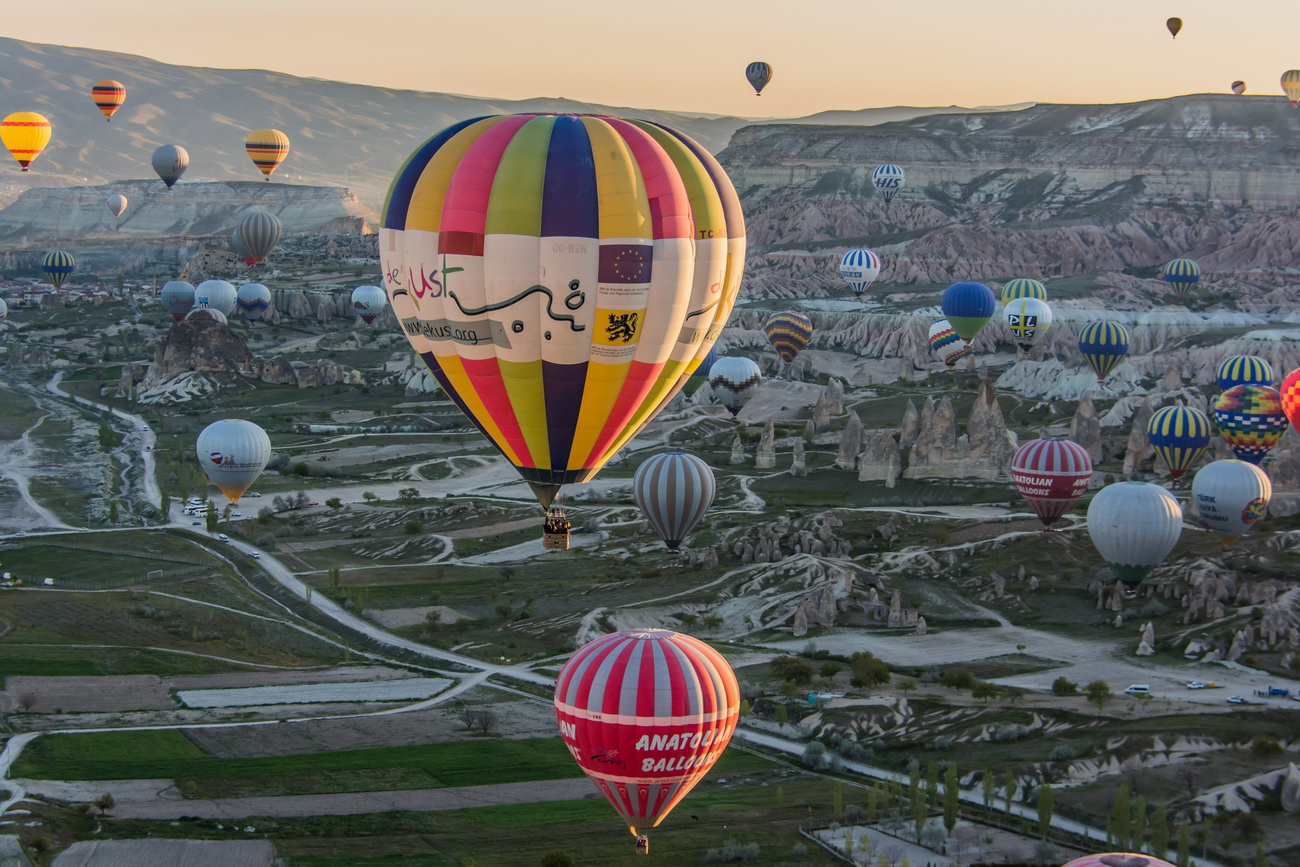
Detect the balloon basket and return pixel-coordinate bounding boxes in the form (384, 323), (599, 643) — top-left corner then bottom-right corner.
(636, 835), (649, 855)
(542, 507), (571, 551)
(543, 531), (570, 551)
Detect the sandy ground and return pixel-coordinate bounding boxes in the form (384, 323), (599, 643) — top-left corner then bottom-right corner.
(4, 675), (173, 713)
(363, 605), (471, 628)
(176, 677), (452, 708)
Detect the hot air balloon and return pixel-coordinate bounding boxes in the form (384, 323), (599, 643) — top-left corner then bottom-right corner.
(1192, 459), (1271, 546)
(928, 319), (971, 370)
(185, 307), (228, 325)
(745, 61), (773, 96)
(839, 249), (881, 297)
(1003, 296), (1052, 351)
(1063, 856), (1176, 867)
(554, 629), (739, 842)
(194, 279), (237, 316)
(196, 419), (271, 504)
(106, 194), (128, 218)
(684, 345), (719, 396)
(1217, 355), (1272, 391)
(1282, 70), (1300, 106)
(633, 452), (716, 553)
(941, 281), (996, 342)
(764, 311), (812, 366)
(380, 114), (744, 511)
(1000, 278), (1047, 303)
(1283, 368), (1300, 429)
(90, 80), (126, 121)
(2, 112), (51, 172)
(1147, 405), (1211, 482)
(245, 128), (290, 179)
(350, 285), (387, 324)
(236, 283), (271, 321)
(1078, 320), (1129, 381)
(708, 356), (761, 417)
(1231, 80), (1247, 95)
(161, 281), (195, 321)
(1161, 258), (1200, 298)
(0, 298), (8, 320)
(1213, 384), (1288, 464)
(40, 251), (75, 290)
(152, 144), (189, 188)
(1087, 481), (1183, 585)
(1010, 437), (1093, 530)
(232, 211), (283, 266)
(1166, 17), (1182, 38)
(872, 164), (905, 202)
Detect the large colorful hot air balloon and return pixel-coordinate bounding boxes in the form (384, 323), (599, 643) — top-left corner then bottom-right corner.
(839, 249), (881, 297)
(1192, 460), (1271, 546)
(152, 144), (189, 188)
(1161, 258), (1200, 298)
(40, 251), (75, 290)
(1077, 320), (1129, 381)
(872, 164), (905, 202)
(1283, 70), (1300, 107)
(764, 311), (812, 365)
(1231, 80), (1247, 95)
(1166, 17), (1182, 38)
(554, 629), (739, 841)
(91, 81), (126, 121)
(633, 452), (715, 553)
(708, 356), (761, 417)
(1213, 384), (1288, 464)
(196, 419), (271, 504)
(941, 281), (996, 342)
(232, 211), (283, 266)
(2, 112), (51, 172)
(1063, 856), (1175, 867)
(1000, 278), (1047, 303)
(351, 285), (387, 325)
(236, 283), (271, 321)
(245, 128), (290, 179)
(1010, 437), (1092, 530)
(194, 279), (237, 316)
(928, 319), (971, 369)
(380, 114), (744, 509)
(745, 62), (773, 96)
(1217, 355), (1272, 391)
(1087, 481), (1183, 586)
(1283, 368), (1300, 429)
(1003, 296), (1052, 351)
(1147, 405), (1211, 481)
(685, 345), (719, 395)
(106, 194), (128, 218)
(161, 280), (195, 321)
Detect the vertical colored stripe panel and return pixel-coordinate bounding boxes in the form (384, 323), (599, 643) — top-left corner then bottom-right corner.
(485, 115), (553, 236)
(603, 118), (693, 240)
(433, 354), (525, 467)
(542, 360), (586, 478)
(383, 116), (492, 230)
(441, 115), (532, 244)
(461, 356), (534, 468)
(541, 116), (600, 238)
(580, 117), (651, 241)
(497, 358), (550, 472)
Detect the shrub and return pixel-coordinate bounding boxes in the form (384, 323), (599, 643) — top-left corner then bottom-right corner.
(1048, 744), (1077, 762)
(1051, 676), (1079, 696)
(801, 742), (830, 770)
(993, 724), (1027, 742)
(703, 840), (761, 863)
(1251, 736), (1283, 758)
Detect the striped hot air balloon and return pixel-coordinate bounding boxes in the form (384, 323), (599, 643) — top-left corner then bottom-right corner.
(1147, 405), (1211, 481)
(707, 356), (761, 417)
(1231, 80), (1247, 95)
(554, 629), (740, 840)
(1213, 385), (1288, 464)
(941, 281), (996, 342)
(380, 114), (744, 509)
(633, 452), (715, 553)
(40, 251), (75, 290)
(1216, 355), (1272, 391)
(928, 319), (970, 369)
(90, 80), (126, 121)
(1011, 437), (1093, 530)
(745, 61), (773, 95)
(245, 128), (290, 179)
(764, 311), (813, 365)
(185, 307), (228, 325)
(1087, 481), (1184, 586)
(1161, 258), (1200, 298)
(1283, 70), (1300, 107)
(2, 112), (52, 172)
(872, 164), (905, 202)
(1077, 320), (1129, 381)
(839, 248), (881, 297)
(1000, 278), (1047, 303)
(236, 283), (272, 321)
(232, 211), (283, 266)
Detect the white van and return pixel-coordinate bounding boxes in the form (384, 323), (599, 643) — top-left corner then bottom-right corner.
(1124, 684), (1150, 695)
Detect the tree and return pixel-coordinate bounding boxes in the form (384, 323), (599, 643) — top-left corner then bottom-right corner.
(972, 681), (999, 701)
(925, 761), (940, 810)
(770, 655), (814, 685)
(95, 792), (115, 815)
(1149, 803), (1169, 859)
(399, 487), (419, 501)
(912, 789), (928, 842)
(1051, 676), (1079, 696)
(1112, 786), (1131, 850)
(108, 500), (119, 523)
(939, 668), (974, 690)
(325, 497), (343, 510)
(362, 491), (379, 503)
(850, 651), (891, 688)
(1083, 679), (1112, 712)
(1177, 823), (1190, 867)
(774, 704), (788, 726)
(1001, 684), (1026, 704)
(205, 507), (218, 532)
(819, 661), (841, 680)
(943, 763), (959, 834)
(833, 780), (843, 818)
(159, 492), (169, 518)
(1003, 772), (1017, 813)
(404, 519), (424, 535)
(539, 850), (576, 867)
(897, 676), (918, 695)
(1132, 795), (1147, 854)
(982, 772), (995, 808)
(1036, 783), (1054, 837)
(17, 692), (35, 711)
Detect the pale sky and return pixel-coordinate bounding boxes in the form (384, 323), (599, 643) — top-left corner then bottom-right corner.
(10, 1), (1300, 117)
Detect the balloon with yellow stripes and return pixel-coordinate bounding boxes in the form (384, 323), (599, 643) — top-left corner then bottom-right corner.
(1, 112), (51, 172)
(244, 128), (290, 179)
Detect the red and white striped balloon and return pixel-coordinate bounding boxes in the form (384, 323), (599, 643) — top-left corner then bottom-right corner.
(554, 629), (740, 837)
(1011, 437), (1093, 529)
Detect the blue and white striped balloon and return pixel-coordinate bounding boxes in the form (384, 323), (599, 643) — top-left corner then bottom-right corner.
(872, 164), (906, 202)
(839, 248), (882, 296)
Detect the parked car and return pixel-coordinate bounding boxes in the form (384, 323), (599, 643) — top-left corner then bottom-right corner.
(1186, 682), (1206, 689)
(217, 534), (229, 542)
(1227, 696), (1245, 704)
(308, 501), (320, 506)
(1124, 685), (1150, 695)
(250, 552), (261, 560)
(15, 531), (25, 537)
(247, 492), (261, 498)
(192, 521), (202, 526)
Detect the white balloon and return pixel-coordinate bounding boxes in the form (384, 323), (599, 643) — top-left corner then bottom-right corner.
(351, 285), (388, 324)
(1087, 481), (1183, 585)
(195, 280), (237, 316)
(707, 356), (762, 417)
(196, 419), (271, 504)
(1003, 297), (1053, 350)
(236, 283), (272, 322)
(1192, 460), (1271, 545)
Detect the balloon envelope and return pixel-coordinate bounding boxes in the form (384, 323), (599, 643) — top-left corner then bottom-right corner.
(941, 281), (996, 341)
(232, 212), (283, 266)
(685, 345), (719, 395)
(633, 452), (715, 551)
(41, 251), (76, 290)
(1217, 355), (1272, 391)
(1003, 297), (1052, 350)
(1147, 405), (1211, 480)
(195, 280), (237, 316)
(554, 629), (739, 836)
(872, 164), (905, 202)
(1166, 17), (1182, 37)
(764, 311), (812, 364)
(152, 144), (189, 188)
(1161, 258), (1200, 298)
(245, 128), (290, 179)
(1087, 482), (1183, 585)
(708, 356), (761, 417)
(161, 280), (196, 321)
(1282, 70), (1300, 106)
(185, 307), (228, 325)
(196, 419), (271, 504)
(839, 249), (881, 296)
(236, 283), (272, 321)
(1231, 80), (1247, 95)
(1011, 437), (1092, 529)
(1192, 460), (1271, 545)
(379, 114), (745, 508)
(350, 285), (387, 324)
(928, 319), (970, 369)
(1213, 385), (1288, 464)
(91, 80), (126, 121)
(1282, 368), (1300, 429)
(1077, 320), (1129, 381)
(1000, 278), (1047, 303)
(745, 61), (773, 95)
(0, 298), (8, 319)
(2, 112), (52, 172)
(106, 194), (128, 217)
(1063, 856), (1176, 867)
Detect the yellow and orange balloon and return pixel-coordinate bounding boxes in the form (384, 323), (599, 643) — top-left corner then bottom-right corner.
(1, 112), (51, 172)
(244, 129), (290, 179)
(91, 80), (126, 121)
